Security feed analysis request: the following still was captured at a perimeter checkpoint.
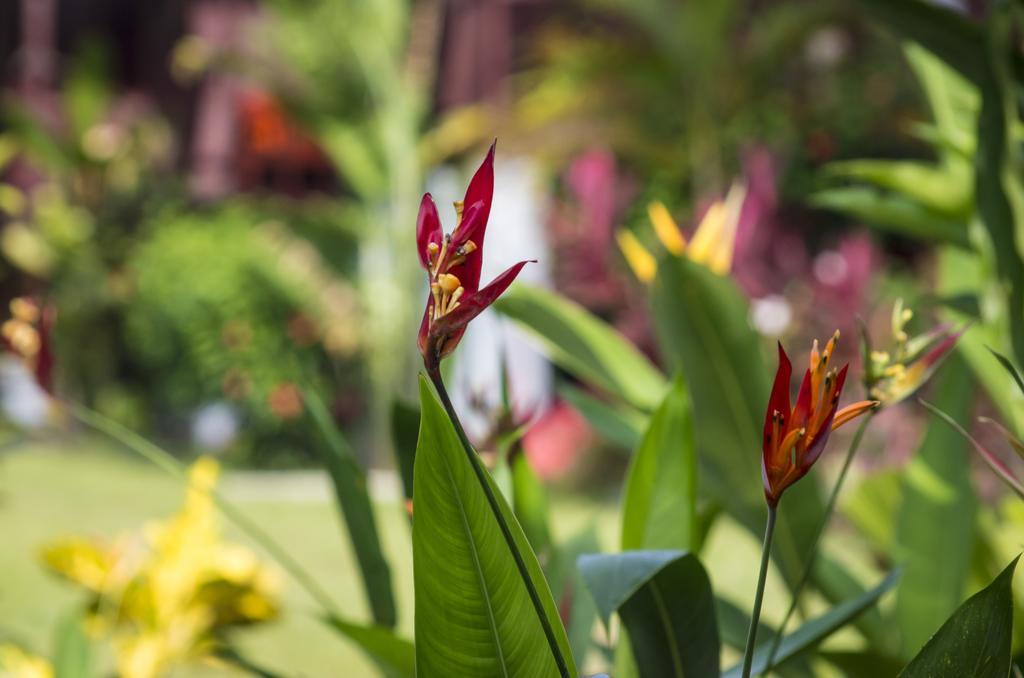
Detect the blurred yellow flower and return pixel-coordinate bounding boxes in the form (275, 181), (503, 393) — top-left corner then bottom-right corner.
(0, 645), (53, 678)
(40, 457), (281, 678)
(617, 182), (747, 282)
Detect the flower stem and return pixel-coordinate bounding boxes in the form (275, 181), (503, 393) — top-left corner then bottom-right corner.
(741, 503), (777, 678)
(763, 413), (873, 669)
(425, 366), (571, 678)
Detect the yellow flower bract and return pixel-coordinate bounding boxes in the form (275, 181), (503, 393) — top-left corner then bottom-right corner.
(39, 457), (281, 678)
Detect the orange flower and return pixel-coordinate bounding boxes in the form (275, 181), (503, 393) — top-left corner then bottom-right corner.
(762, 331), (877, 506)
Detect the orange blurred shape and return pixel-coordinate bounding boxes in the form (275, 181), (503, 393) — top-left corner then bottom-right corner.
(267, 382), (304, 420)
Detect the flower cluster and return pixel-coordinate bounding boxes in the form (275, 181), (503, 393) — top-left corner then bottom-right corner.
(41, 458), (280, 678)
(863, 299), (963, 406)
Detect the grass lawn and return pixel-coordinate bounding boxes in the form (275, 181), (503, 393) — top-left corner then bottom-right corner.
(0, 435), (618, 677)
(0, 433), (878, 676)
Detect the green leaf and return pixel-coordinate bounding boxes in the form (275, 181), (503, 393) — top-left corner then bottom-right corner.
(324, 616), (416, 678)
(921, 400), (1024, 500)
(512, 451), (554, 560)
(390, 398), (420, 505)
(987, 346), (1024, 398)
(813, 554), (889, 650)
(821, 651), (905, 676)
(53, 614), (91, 678)
(546, 527), (602, 668)
(722, 569), (901, 677)
(578, 550), (719, 678)
(494, 284), (668, 411)
(899, 556), (1019, 677)
(903, 43), (978, 164)
(650, 256), (823, 590)
(843, 468), (903, 554)
(975, 3), (1024, 370)
(715, 596), (777, 651)
(894, 354), (977, 656)
(822, 160), (971, 216)
(413, 376), (577, 678)
(621, 376), (698, 551)
(305, 389), (396, 628)
(809, 186), (969, 247)
(559, 383), (646, 450)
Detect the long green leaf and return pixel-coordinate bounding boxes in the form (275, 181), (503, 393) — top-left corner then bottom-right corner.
(578, 550), (719, 678)
(988, 346), (1024, 398)
(494, 284), (668, 411)
(722, 569), (902, 677)
(413, 376), (577, 677)
(821, 160), (970, 216)
(511, 451), (554, 561)
(305, 389), (396, 628)
(559, 383), (646, 451)
(809, 186), (969, 247)
(899, 556), (1019, 677)
(620, 376), (697, 551)
(650, 256), (823, 590)
(894, 355), (976, 656)
(976, 2), (1024, 370)
(324, 616), (415, 678)
(390, 398), (420, 505)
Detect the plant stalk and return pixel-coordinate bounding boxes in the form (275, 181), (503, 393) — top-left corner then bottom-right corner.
(741, 503), (777, 678)
(763, 413), (873, 669)
(425, 365), (571, 678)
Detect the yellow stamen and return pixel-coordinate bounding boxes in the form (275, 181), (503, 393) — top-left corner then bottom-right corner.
(449, 286), (464, 306)
(646, 202), (686, 256)
(617, 230), (657, 283)
(778, 427), (805, 456)
(454, 200), (465, 225)
(438, 273), (461, 294)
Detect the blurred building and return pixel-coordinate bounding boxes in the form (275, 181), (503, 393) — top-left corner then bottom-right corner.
(0, 0), (555, 200)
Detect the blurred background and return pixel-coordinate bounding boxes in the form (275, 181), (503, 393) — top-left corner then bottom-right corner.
(0, 0), (1008, 676)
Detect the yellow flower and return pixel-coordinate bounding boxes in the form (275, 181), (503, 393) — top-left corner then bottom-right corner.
(618, 182), (747, 282)
(39, 457), (280, 678)
(0, 645), (53, 678)
(615, 231), (657, 283)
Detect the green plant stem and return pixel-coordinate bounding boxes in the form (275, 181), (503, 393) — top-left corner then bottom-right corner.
(741, 503), (777, 678)
(426, 365), (571, 678)
(66, 402), (342, 618)
(763, 413), (873, 670)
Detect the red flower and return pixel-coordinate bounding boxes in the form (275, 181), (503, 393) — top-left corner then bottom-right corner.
(762, 331), (877, 506)
(417, 142), (531, 370)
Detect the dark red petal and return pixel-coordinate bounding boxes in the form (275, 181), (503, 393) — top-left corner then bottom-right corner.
(791, 368), (814, 429)
(763, 342), (793, 457)
(417, 298), (432, 358)
(416, 194), (442, 270)
(800, 364), (849, 470)
(920, 326), (965, 369)
(449, 200), (488, 293)
(462, 140), (495, 229)
(430, 261), (531, 339)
